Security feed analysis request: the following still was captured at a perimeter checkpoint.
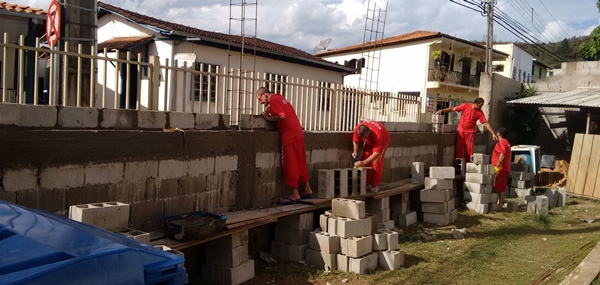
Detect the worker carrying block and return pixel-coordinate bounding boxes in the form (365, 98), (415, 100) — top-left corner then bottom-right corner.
(352, 121), (390, 193)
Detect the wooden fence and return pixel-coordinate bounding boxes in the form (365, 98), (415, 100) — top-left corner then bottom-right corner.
(566, 134), (600, 197)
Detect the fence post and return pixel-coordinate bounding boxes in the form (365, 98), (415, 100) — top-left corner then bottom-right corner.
(149, 56), (160, 110)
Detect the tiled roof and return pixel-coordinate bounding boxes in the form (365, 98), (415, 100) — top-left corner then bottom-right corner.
(0, 1), (45, 16)
(317, 30), (442, 56)
(97, 1), (335, 66)
(98, 36), (154, 50)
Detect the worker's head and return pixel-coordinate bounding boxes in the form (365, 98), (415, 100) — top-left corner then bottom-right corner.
(358, 125), (372, 139)
(256, 87), (271, 105)
(473, 97), (484, 109)
(497, 127), (508, 139)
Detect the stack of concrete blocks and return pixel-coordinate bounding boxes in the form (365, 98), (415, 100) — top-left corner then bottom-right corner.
(118, 228), (150, 244)
(508, 162), (534, 198)
(366, 197), (394, 230)
(270, 212), (313, 262)
(308, 198), (381, 274)
(202, 230), (254, 285)
(391, 192), (416, 227)
(421, 166), (457, 225)
(525, 188), (567, 214)
(69, 201), (130, 232)
(318, 168), (367, 199)
(432, 114), (444, 133)
(463, 154), (496, 214)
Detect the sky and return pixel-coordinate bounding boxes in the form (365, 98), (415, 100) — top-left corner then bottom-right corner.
(14, 0), (600, 54)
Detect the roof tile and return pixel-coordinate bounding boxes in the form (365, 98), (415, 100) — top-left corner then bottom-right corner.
(0, 1), (45, 15)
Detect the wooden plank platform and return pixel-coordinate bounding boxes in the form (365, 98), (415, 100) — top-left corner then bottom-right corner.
(299, 178), (424, 204)
(150, 203), (330, 250)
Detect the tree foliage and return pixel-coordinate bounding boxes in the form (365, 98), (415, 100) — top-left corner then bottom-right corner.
(579, 27), (600, 61)
(504, 86), (544, 145)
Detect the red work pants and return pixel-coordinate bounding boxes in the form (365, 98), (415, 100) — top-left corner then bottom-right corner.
(281, 138), (309, 189)
(456, 130), (476, 162)
(361, 144), (389, 186)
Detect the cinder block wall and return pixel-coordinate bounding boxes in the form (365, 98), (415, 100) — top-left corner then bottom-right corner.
(0, 116), (466, 232)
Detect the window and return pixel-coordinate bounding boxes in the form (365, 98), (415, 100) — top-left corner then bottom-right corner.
(193, 62), (217, 102)
(512, 67), (517, 79)
(265, 73), (288, 95)
(318, 81), (332, 111)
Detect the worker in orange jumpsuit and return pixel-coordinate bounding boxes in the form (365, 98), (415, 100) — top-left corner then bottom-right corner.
(256, 87), (313, 205)
(352, 121), (391, 193)
(436, 97), (498, 162)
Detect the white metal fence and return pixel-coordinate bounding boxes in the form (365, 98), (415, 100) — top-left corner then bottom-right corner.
(0, 33), (421, 131)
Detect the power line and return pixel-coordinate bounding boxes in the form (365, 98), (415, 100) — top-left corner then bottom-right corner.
(537, 0), (571, 39)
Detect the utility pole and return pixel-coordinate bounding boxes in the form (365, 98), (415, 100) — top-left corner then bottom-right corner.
(485, 0), (494, 74)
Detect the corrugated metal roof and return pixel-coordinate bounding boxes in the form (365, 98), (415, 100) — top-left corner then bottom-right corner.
(507, 87), (600, 108)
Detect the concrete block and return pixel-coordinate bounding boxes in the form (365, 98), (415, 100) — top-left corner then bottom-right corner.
(470, 153), (490, 164)
(40, 165), (85, 189)
(306, 249), (336, 270)
(557, 188), (567, 206)
(366, 214), (378, 234)
(334, 169), (349, 197)
(286, 243), (309, 262)
(411, 162), (425, 184)
(527, 201), (537, 213)
(424, 209), (456, 225)
(424, 177), (453, 190)
(466, 201), (489, 214)
(515, 187), (533, 198)
(69, 201), (130, 232)
(327, 216), (338, 235)
(319, 214), (329, 232)
(19, 104), (57, 127)
(489, 202), (499, 212)
(202, 259), (254, 285)
(270, 241), (282, 259)
(2, 168), (38, 192)
(395, 211), (417, 227)
(124, 161), (158, 182)
(390, 200), (410, 215)
(340, 235), (373, 258)
(309, 231), (340, 254)
(137, 110), (167, 129)
(463, 182), (491, 194)
(536, 196), (549, 216)
(386, 230), (399, 250)
(545, 188), (559, 208)
(372, 232), (388, 251)
(58, 106), (99, 128)
(277, 212), (313, 231)
(377, 220), (395, 231)
(215, 155), (238, 172)
(378, 250), (404, 270)
(167, 111), (195, 129)
(0, 103), (21, 126)
(205, 244), (249, 267)
(422, 197), (456, 214)
(332, 198), (366, 219)
(466, 162), (485, 174)
(318, 169), (335, 199)
(511, 163), (530, 172)
(509, 171), (535, 181)
(274, 225), (309, 246)
(510, 179), (533, 189)
(524, 195), (537, 205)
(206, 230), (249, 248)
(358, 168), (367, 195)
(491, 192), (498, 203)
(429, 167), (455, 179)
(368, 208), (390, 223)
(239, 114), (275, 130)
(100, 108), (136, 129)
(366, 197), (389, 211)
(349, 252), (378, 274)
(337, 254), (349, 272)
(195, 114), (226, 129)
(84, 163), (124, 185)
(336, 217), (372, 238)
(506, 201), (519, 212)
(420, 189), (451, 203)
(463, 192), (493, 204)
(117, 228), (150, 244)
(465, 173), (493, 185)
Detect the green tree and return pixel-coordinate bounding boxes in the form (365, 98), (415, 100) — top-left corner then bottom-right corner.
(504, 86), (543, 145)
(557, 38), (572, 56)
(579, 27), (600, 60)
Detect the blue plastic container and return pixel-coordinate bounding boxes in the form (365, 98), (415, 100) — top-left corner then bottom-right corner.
(0, 201), (188, 285)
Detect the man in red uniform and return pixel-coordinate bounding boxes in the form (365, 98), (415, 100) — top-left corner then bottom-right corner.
(436, 98), (498, 162)
(352, 121), (391, 193)
(491, 127), (511, 210)
(256, 87), (313, 205)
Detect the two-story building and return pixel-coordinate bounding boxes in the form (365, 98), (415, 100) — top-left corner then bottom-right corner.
(492, 43), (534, 83)
(317, 30), (508, 122)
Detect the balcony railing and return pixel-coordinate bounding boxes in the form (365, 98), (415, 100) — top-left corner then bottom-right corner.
(427, 68), (480, 88)
(0, 33), (422, 132)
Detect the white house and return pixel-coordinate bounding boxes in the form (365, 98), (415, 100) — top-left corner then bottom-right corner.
(317, 30), (508, 120)
(96, 1), (355, 114)
(492, 43), (534, 83)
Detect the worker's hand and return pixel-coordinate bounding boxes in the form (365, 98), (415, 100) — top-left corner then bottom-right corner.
(352, 152), (358, 159)
(435, 110), (443, 115)
(354, 160), (364, 167)
(492, 134), (499, 141)
(494, 166), (500, 175)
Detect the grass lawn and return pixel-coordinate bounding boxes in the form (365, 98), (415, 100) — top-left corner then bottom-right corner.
(193, 195), (600, 285)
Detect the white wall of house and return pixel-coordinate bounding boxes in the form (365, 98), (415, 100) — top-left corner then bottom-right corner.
(493, 43), (533, 83)
(0, 15), (32, 94)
